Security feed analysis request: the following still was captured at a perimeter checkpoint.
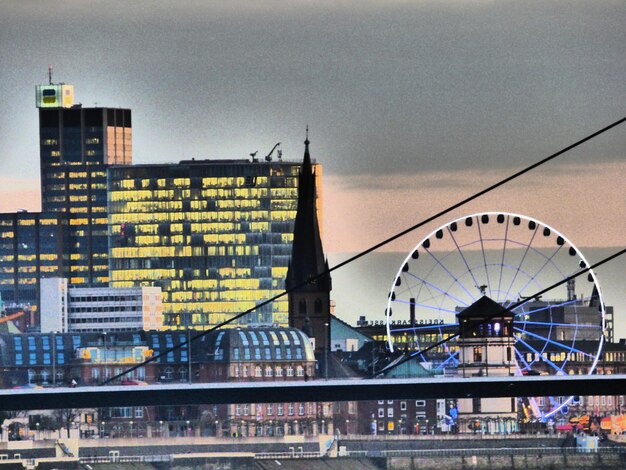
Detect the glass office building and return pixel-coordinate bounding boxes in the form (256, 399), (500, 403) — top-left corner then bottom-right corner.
(38, 102), (132, 286)
(0, 212), (69, 310)
(107, 159), (322, 329)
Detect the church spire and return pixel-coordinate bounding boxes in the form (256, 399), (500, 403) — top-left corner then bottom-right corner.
(287, 129), (332, 353)
(303, 125), (311, 173)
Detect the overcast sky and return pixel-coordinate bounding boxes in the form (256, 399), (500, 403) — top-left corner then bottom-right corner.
(0, 0), (624, 245)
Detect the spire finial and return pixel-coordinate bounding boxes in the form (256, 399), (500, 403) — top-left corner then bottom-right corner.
(305, 125), (309, 145)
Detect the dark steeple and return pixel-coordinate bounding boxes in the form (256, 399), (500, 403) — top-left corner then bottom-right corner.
(286, 129), (330, 293)
(286, 130), (331, 353)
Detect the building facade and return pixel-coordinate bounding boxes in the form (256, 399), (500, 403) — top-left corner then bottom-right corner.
(107, 158), (321, 329)
(0, 212), (69, 311)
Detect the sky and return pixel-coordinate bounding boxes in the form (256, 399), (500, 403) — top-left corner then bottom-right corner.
(0, 0), (624, 327)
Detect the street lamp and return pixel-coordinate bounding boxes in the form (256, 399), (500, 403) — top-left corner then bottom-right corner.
(51, 332), (56, 386)
(345, 419), (350, 435)
(102, 332), (108, 381)
(187, 326), (192, 384)
(36, 422), (40, 440)
(186, 420), (190, 437)
(215, 420), (219, 437)
(101, 421), (106, 439)
(159, 420), (164, 438)
(129, 420), (133, 438)
(324, 322), (329, 381)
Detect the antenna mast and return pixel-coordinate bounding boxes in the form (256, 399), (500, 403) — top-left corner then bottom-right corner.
(48, 65), (53, 85)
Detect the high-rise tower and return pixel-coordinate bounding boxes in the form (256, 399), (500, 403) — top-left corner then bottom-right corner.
(286, 131), (331, 353)
(37, 74), (132, 286)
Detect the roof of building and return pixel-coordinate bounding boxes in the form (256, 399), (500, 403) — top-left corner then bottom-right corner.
(198, 327), (316, 363)
(457, 295), (513, 319)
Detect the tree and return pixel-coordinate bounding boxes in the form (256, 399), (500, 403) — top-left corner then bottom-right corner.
(53, 409), (82, 438)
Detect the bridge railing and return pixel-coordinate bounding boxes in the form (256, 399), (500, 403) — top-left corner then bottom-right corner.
(346, 447), (626, 458)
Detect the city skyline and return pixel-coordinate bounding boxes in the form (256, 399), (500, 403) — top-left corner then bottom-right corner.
(0, 1), (623, 329)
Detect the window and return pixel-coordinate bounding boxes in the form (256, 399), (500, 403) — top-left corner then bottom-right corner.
(296, 366), (304, 377)
(288, 404), (294, 416)
(378, 408), (384, 418)
(415, 400), (425, 407)
(135, 407), (143, 418)
(473, 346), (482, 362)
(472, 397), (481, 413)
(236, 405), (241, 416)
(244, 404), (249, 415)
(278, 404), (284, 416)
(378, 400), (384, 405)
(267, 404), (274, 415)
(400, 401), (407, 411)
(275, 367), (283, 377)
(265, 367), (273, 377)
(387, 408), (393, 418)
(255, 366), (262, 377)
(287, 366), (294, 377)
(298, 403), (305, 416)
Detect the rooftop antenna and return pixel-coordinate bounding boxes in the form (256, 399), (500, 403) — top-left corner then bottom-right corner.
(48, 65), (53, 85)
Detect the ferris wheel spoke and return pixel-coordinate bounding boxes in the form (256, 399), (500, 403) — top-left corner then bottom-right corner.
(514, 244), (566, 300)
(445, 227), (480, 302)
(423, 247), (477, 301)
(514, 296), (589, 317)
(501, 226), (539, 303)
(496, 216), (511, 303)
(476, 219), (493, 299)
(389, 323), (457, 334)
(434, 350), (459, 370)
(514, 348), (533, 372)
(393, 298), (459, 315)
(513, 327), (593, 358)
(514, 336), (564, 374)
(404, 271), (471, 307)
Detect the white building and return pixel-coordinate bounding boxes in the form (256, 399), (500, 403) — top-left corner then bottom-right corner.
(40, 278), (69, 333)
(40, 279), (163, 332)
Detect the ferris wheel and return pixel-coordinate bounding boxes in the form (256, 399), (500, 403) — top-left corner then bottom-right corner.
(385, 212), (606, 420)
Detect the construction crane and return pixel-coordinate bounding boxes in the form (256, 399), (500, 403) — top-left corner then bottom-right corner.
(0, 310), (25, 326)
(264, 143), (281, 162)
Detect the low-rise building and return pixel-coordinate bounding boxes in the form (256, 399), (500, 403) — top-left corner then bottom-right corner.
(40, 280), (163, 333)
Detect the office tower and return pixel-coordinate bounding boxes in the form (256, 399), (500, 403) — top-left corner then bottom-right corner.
(286, 133), (332, 353)
(0, 212), (69, 310)
(37, 78), (132, 286)
(107, 156), (322, 330)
